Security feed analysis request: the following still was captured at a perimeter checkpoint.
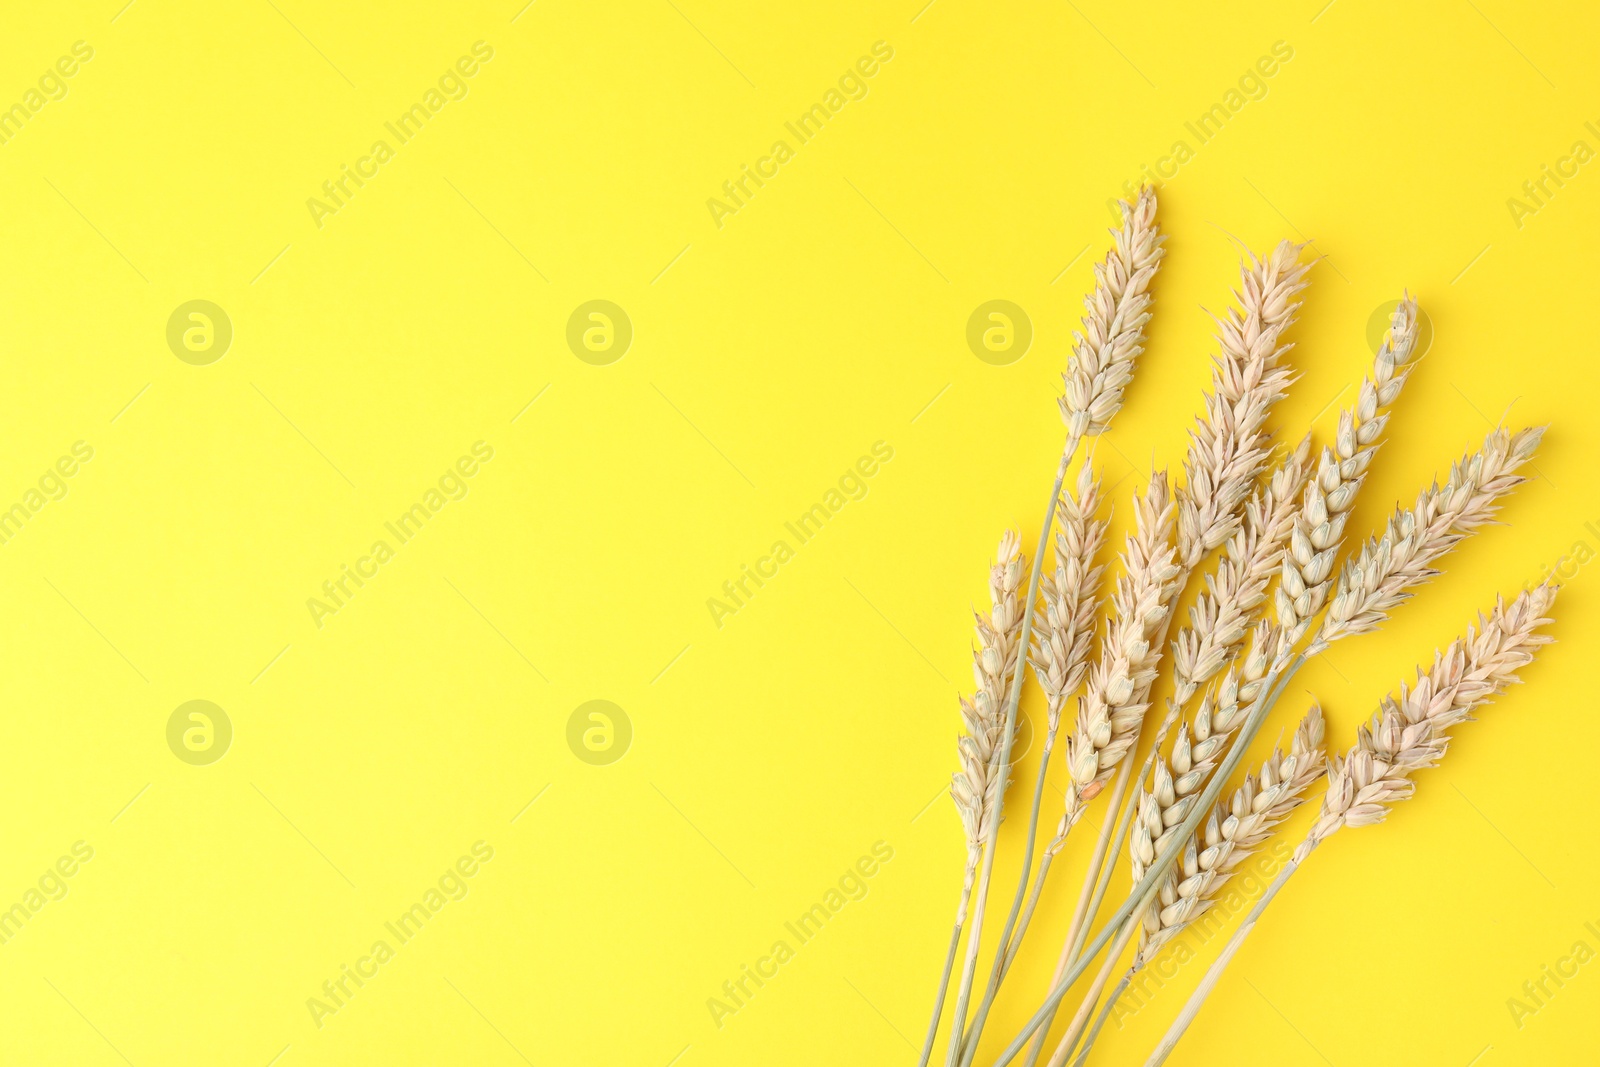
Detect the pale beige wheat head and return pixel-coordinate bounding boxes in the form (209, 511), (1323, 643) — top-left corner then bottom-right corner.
(952, 531), (1028, 872)
(1297, 583), (1558, 862)
(1062, 187), (1165, 438)
(1314, 426), (1543, 651)
(1172, 436), (1313, 709)
(1137, 622), (1281, 857)
(1277, 296), (1421, 650)
(1177, 241), (1310, 567)
(1030, 464), (1109, 738)
(1047, 473), (1182, 852)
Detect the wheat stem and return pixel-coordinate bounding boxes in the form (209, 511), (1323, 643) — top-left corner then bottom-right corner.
(919, 878), (974, 1067)
(990, 653), (1307, 1065)
(944, 437), (1078, 1067)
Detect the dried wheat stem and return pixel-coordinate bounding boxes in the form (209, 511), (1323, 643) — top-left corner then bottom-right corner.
(1146, 585), (1559, 1067)
(1276, 297), (1421, 650)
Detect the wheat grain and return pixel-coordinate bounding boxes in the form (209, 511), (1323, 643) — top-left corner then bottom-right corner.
(1276, 296), (1422, 650)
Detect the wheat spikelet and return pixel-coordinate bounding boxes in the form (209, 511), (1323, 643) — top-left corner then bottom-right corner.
(1314, 426), (1543, 651)
(1133, 703), (1325, 964)
(1031, 465), (1109, 736)
(1176, 242), (1310, 568)
(951, 531), (1028, 880)
(1296, 583), (1558, 861)
(1139, 622), (1276, 833)
(1277, 297), (1422, 649)
(1062, 187), (1165, 438)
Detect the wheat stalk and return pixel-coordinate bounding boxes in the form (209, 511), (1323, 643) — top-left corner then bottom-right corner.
(919, 531), (1026, 1065)
(939, 187), (1163, 1067)
(1145, 584), (1559, 1066)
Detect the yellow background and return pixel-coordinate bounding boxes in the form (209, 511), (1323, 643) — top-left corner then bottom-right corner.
(0, 0), (1594, 1064)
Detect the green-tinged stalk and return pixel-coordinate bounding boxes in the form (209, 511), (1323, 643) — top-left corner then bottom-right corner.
(989, 653), (1306, 1066)
(1071, 974), (1131, 1067)
(918, 877), (974, 1067)
(943, 436), (1080, 1067)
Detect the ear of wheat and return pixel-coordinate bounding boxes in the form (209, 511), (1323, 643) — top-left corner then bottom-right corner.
(919, 531), (1026, 1065)
(1276, 297), (1420, 651)
(1314, 427), (1543, 651)
(1145, 584), (1559, 1066)
(1177, 241), (1309, 568)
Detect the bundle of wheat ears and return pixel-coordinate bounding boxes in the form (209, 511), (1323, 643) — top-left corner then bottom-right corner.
(919, 187), (1558, 1067)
